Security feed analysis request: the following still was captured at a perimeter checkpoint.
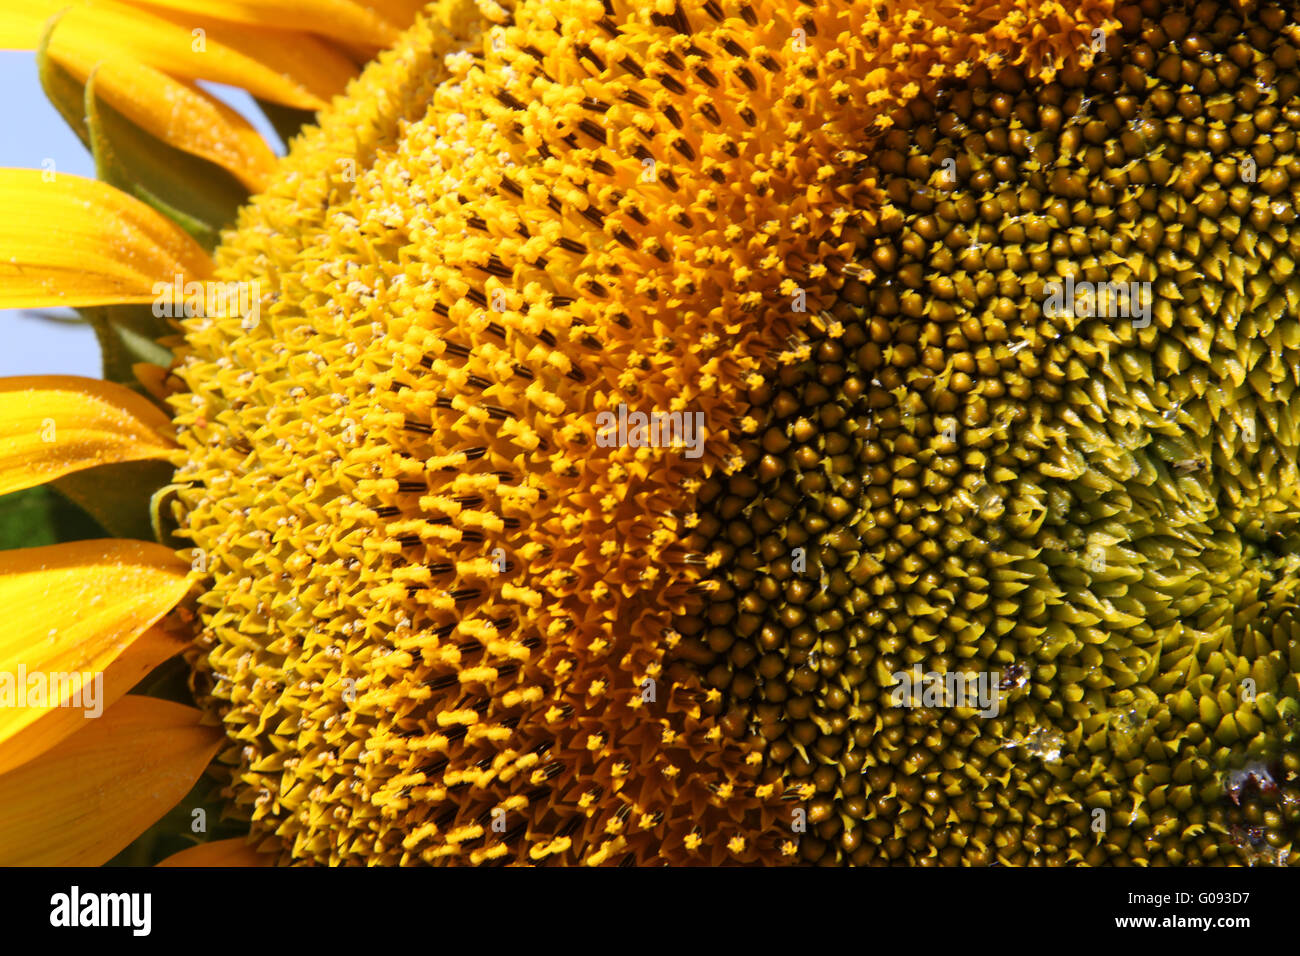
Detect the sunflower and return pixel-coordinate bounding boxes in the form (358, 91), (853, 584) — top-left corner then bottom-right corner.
(2, 0), (1298, 868)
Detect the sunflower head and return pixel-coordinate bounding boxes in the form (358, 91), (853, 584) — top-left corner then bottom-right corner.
(5, 0), (1300, 870)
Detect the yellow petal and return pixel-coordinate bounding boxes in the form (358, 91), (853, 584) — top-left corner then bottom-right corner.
(0, 169), (212, 308)
(157, 836), (272, 867)
(0, 539), (190, 768)
(0, 695), (221, 866)
(0, 625), (185, 775)
(366, 0), (433, 26)
(140, 9), (357, 107)
(124, 0), (400, 46)
(0, 375), (175, 494)
(78, 57), (277, 192)
(0, 4), (53, 45)
(1, 1), (347, 109)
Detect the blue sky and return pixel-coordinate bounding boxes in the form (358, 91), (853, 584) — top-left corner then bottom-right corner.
(0, 51), (281, 379)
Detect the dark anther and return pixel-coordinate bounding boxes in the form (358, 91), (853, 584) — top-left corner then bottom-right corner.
(578, 118), (607, 144)
(574, 43), (605, 72)
(658, 73), (686, 95)
(494, 90), (525, 110)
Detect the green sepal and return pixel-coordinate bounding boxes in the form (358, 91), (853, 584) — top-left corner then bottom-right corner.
(52, 459), (177, 543)
(150, 482), (190, 551)
(36, 12), (90, 148)
(0, 484), (105, 551)
(80, 305), (173, 391)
